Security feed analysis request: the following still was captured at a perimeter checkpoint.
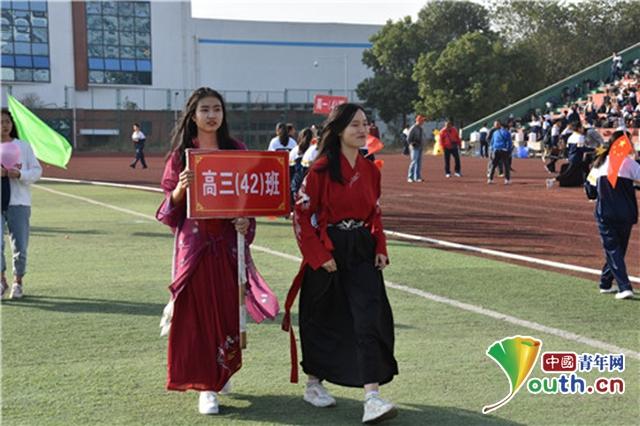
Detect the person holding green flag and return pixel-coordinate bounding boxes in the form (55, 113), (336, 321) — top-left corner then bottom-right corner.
(7, 95), (72, 169)
(1, 108), (42, 300)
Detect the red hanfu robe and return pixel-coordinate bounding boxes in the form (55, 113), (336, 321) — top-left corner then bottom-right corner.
(156, 140), (278, 392)
(282, 153), (389, 383)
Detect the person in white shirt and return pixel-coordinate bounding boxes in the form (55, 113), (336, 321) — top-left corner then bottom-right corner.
(610, 52), (623, 82)
(478, 123), (489, 158)
(289, 128), (314, 213)
(0, 109), (42, 299)
(301, 141), (319, 168)
(543, 121), (563, 173)
(267, 122), (297, 152)
(546, 121), (593, 188)
(130, 123), (148, 169)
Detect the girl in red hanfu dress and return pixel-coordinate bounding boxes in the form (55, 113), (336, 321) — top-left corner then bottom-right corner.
(156, 87), (278, 415)
(282, 103), (398, 424)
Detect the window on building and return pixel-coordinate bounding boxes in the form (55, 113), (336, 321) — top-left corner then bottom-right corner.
(85, 1), (151, 85)
(0, 0), (51, 82)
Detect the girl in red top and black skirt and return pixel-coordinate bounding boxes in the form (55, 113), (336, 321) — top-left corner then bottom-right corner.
(282, 103), (398, 424)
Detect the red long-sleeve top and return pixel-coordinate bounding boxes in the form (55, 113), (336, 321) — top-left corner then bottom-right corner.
(282, 152), (388, 382)
(439, 126), (461, 149)
(293, 153), (387, 268)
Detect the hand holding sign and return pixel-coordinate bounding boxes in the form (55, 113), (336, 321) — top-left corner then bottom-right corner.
(232, 217), (250, 235)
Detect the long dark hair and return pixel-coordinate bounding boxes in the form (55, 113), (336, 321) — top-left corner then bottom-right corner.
(317, 103), (366, 183)
(276, 122), (288, 147)
(1, 108), (19, 139)
(593, 129), (631, 168)
(167, 87), (235, 164)
(297, 127), (313, 156)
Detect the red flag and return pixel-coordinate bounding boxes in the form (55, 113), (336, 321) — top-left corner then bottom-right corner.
(607, 134), (633, 188)
(374, 159), (384, 170)
(366, 135), (384, 157)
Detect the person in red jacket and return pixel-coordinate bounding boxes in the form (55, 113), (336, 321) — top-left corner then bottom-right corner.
(368, 120), (380, 138)
(439, 119), (462, 177)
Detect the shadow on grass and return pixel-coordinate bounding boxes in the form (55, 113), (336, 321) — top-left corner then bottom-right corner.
(131, 231), (173, 239)
(4, 294), (164, 317)
(31, 226), (107, 236)
(219, 393), (523, 425)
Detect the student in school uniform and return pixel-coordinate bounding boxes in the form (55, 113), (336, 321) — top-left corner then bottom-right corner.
(585, 130), (640, 300)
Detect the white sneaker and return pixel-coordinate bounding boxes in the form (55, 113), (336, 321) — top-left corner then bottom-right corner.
(10, 283), (23, 299)
(546, 178), (555, 189)
(504, 179), (511, 185)
(599, 287), (617, 294)
(198, 391), (219, 414)
(362, 395), (397, 424)
(615, 290), (634, 300)
(303, 382), (336, 408)
(445, 174), (451, 178)
(219, 379), (232, 395)
(407, 178), (414, 183)
(487, 179), (493, 184)
(454, 172), (462, 177)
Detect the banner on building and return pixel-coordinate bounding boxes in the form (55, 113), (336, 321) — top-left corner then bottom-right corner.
(313, 94), (348, 115)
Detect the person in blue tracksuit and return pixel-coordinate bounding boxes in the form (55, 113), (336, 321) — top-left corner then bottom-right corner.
(585, 130), (640, 300)
(487, 121), (513, 184)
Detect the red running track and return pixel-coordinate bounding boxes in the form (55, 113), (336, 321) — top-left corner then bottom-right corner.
(42, 153), (639, 279)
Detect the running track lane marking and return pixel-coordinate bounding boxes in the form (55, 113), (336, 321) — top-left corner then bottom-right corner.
(385, 230), (640, 284)
(40, 177), (640, 284)
(34, 183), (640, 361)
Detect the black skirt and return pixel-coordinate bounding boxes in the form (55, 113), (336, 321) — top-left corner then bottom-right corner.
(299, 225), (398, 387)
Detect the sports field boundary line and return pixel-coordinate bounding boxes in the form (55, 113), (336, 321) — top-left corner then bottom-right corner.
(33, 182), (640, 361)
(39, 177), (640, 284)
(42, 177), (163, 193)
(385, 230), (640, 284)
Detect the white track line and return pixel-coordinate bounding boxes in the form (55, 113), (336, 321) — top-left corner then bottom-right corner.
(34, 180), (640, 360)
(41, 177), (640, 283)
(385, 230), (640, 284)
(224, 242), (640, 360)
(42, 177), (163, 193)
(35, 184), (156, 222)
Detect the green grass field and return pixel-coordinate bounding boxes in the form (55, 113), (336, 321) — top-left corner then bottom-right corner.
(1, 181), (638, 425)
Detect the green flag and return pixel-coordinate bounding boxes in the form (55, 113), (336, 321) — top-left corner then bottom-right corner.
(7, 95), (72, 169)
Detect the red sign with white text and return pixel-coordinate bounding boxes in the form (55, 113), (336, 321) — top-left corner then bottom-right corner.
(313, 94), (348, 115)
(187, 149), (290, 218)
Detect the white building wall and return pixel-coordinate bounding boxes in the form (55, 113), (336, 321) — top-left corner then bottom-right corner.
(1, 0), (74, 108)
(2, 1), (380, 110)
(190, 18), (379, 102)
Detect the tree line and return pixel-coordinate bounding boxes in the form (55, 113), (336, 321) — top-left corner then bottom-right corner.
(356, 0), (640, 130)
